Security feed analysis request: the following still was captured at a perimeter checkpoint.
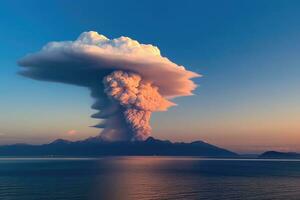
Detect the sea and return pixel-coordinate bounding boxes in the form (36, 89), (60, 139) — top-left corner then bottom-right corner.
(0, 157), (299, 200)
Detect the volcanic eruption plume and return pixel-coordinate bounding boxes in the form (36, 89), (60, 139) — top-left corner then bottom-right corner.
(103, 70), (175, 140)
(18, 31), (200, 141)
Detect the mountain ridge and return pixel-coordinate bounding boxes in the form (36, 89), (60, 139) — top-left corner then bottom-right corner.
(0, 136), (238, 157)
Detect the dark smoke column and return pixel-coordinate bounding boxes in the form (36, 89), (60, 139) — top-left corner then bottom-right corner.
(103, 70), (174, 140)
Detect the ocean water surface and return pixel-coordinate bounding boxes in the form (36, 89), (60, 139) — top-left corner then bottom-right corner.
(0, 157), (299, 200)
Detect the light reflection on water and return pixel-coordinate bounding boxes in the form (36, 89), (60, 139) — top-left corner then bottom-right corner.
(0, 157), (300, 200)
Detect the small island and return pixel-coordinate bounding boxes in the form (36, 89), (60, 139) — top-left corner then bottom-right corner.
(259, 151), (300, 159)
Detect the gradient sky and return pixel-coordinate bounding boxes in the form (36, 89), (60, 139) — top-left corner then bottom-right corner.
(1, 0), (300, 153)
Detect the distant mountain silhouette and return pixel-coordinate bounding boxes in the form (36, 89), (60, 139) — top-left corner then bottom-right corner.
(0, 137), (238, 157)
(259, 151), (300, 159)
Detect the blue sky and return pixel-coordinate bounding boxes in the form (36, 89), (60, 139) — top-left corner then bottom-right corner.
(1, 0), (300, 153)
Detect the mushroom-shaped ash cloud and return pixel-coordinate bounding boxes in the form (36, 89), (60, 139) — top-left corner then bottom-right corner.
(18, 31), (200, 141)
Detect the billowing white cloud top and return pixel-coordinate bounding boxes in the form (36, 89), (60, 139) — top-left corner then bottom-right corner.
(19, 31), (200, 97)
